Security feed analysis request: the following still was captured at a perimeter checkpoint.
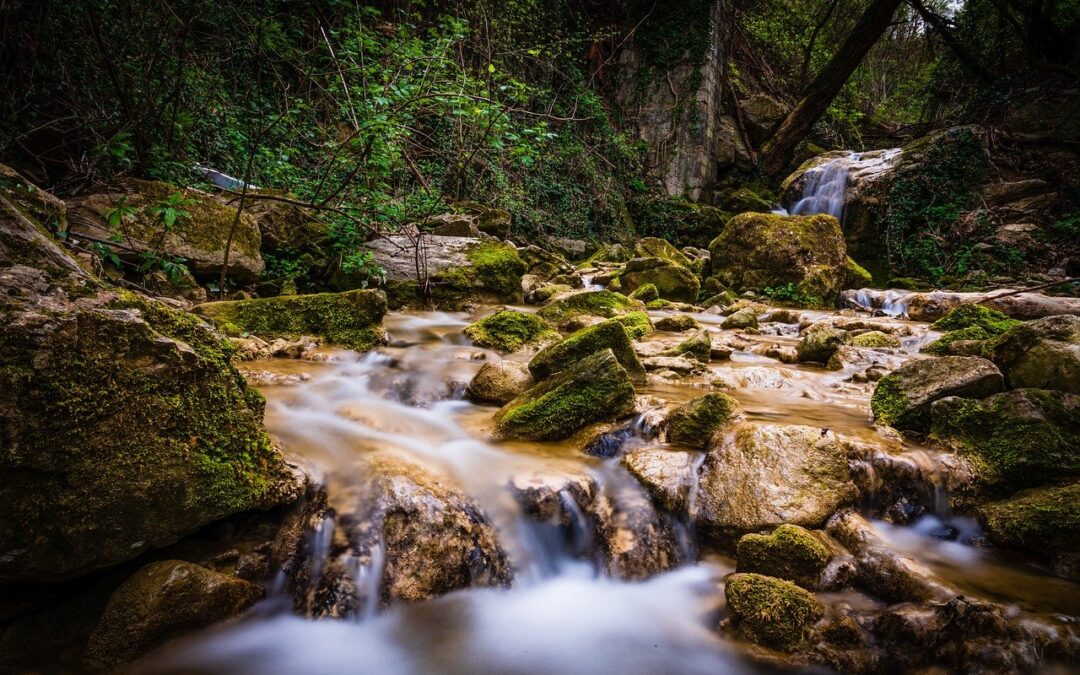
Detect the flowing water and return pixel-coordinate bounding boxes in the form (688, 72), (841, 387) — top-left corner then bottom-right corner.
(138, 306), (1080, 673)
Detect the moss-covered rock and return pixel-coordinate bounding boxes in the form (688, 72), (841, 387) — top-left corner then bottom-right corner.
(797, 327), (846, 363)
(665, 329), (711, 362)
(614, 311), (654, 340)
(529, 320), (646, 384)
(655, 314), (701, 332)
(930, 389), (1080, 492)
(976, 483), (1080, 576)
(83, 560), (263, 670)
(722, 307), (759, 330)
(629, 197), (731, 249)
(849, 330), (900, 349)
(634, 237), (694, 268)
(494, 349), (636, 441)
(736, 525), (831, 589)
(617, 257), (700, 303)
(708, 212), (848, 308)
(536, 290), (642, 324)
(629, 283), (659, 302)
(843, 257), (874, 289)
(720, 187), (773, 213)
(67, 179), (264, 282)
(986, 315), (1080, 394)
(724, 573), (824, 651)
(463, 310), (559, 352)
(870, 356), (1004, 432)
(924, 304), (1020, 356)
(666, 392), (741, 448)
(194, 289), (388, 351)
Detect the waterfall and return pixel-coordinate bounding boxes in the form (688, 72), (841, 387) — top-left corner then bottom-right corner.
(789, 153), (856, 220)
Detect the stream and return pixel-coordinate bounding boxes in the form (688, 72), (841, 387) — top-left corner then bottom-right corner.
(137, 305), (1080, 673)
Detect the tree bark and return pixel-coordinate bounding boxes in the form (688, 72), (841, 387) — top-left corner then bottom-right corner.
(760, 0), (903, 176)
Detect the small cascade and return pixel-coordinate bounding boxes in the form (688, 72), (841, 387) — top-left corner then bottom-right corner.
(789, 152), (856, 219)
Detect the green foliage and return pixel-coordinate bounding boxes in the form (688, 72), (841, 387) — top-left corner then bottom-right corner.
(761, 283), (816, 307)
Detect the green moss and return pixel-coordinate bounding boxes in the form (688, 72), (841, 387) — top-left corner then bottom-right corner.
(194, 289), (388, 351)
(646, 299), (673, 309)
(701, 291), (737, 310)
(870, 374), (912, 428)
(721, 307), (759, 330)
(628, 195), (731, 248)
(797, 328), (846, 363)
(929, 389), (1080, 492)
(931, 304), (1020, 333)
(724, 573), (824, 651)
(849, 331), (900, 349)
(463, 310), (559, 352)
(665, 329), (711, 362)
(977, 483), (1080, 559)
(618, 257), (700, 303)
(843, 257), (874, 289)
(655, 314), (700, 331)
(463, 241), (527, 301)
(494, 349), (636, 441)
(529, 320), (645, 383)
(536, 290), (642, 324)
(629, 283), (659, 302)
(736, 525), (831, 589)
(666, 392), (740, 448)
(634, 237), (694, 268)
(923, 324), (995, 355)
(614, 311), (654, 340)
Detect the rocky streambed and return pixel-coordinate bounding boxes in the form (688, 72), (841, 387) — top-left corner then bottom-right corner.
(127, 301), (1080, 674)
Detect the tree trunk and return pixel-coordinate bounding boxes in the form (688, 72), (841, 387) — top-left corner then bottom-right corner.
(760, 0), (903, 176)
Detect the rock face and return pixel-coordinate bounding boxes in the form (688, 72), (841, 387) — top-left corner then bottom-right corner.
(665, 392), (741, 449)
(364, 235), (525, 308)
(698, 424), (857, 539)
(82, 560), (264, 670)
(194, 289), (388, 351)
(896, 289), (1080, 322)
(616, 257), (700, 303)
(736, 525), (831, 590)
(494, 349), (636, 441)
(930, 389), (1080, 492)
(67, 179), (265, 282)
(987, 315), (1080, 394)
(724, 573), (824, 651)
(871, 356), (1004, 432)
(529, 320), (646, 384)
(467, 361), (534, 405)
(708, 213), (848, 307)
(463, 309), (559, 352)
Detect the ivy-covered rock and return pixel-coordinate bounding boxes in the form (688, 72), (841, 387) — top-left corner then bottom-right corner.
(986, 315), (1080, 394)
(468, 361), (534, 405)
(930, 389), (1080, 492)
(976, 483), (1080, 579)
(655, 313), (701, 332)
(529, 320), (646, 384)
(870, 356), (1004, 432)
(797, 327), (846, 363)
(463, 310), (559, 352)
(665, 392), (741, 448)
(536, 290), (642, 325)
(736, 524), (831, 590)
(494, 349), (636, 441)
(724, 573), (824, 651)
(194, 289), (388, 351)
(617, 257), (700, 303)
(708, 212), (848, 308)
(67, 179), (265, 282)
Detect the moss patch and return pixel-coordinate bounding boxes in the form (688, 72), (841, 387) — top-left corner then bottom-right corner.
(666, 392), (740, 448)
(977, 483), (1080, 561)
(843, 257), (874, 289)
(724, 573), (823, 651)
(924, 304), (1019, 357)
(849, 330), (900, 349)
(665, 329), (711, 362)
(529, 320), (645, 383)
(736, 525), (831, 589)
(463, 310), (559, 352)
(655, 314), (700, 332)
(629, 283), (659, 302)
(614, 311), (654, 340)
(536, 290), (642, 324)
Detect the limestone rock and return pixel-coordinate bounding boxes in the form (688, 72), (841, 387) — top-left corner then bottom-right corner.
(654, 313), (701, 332)
(987, 314), (1080, 394)
(468, 361), (534, 405)
(529, 319), (646, 384)
(721, 307), (759, 330)
(870, 356), (1004, 432)
(621, 447), (700, 513)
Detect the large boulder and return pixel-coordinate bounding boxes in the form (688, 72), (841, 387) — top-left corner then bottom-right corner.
(0, 178), (297, 582)
(708, 213), (848, 307)
(633, 237), (694, 268)
(698, 424), (857, 539)
(986, 315), (1080, 394)
(67, 179), (264, 282)
(529, 320), (646, 384)
(977, 483), (1080, 579)
(463, 309), (559, 353)
(664, 392), (741, 448)
(930, 389), (1080, 492)
(870, 356), (1004, 432)
(494, 349), (636, 441)
(243, 190), (329, 258)
(536, 290), (643, 325)
(194, 289), (388, 351)
(615, 257), (700, 303)
(724, 573), (824, 651)
(363, 235), (525, 308)
(82, 560), (263, 670)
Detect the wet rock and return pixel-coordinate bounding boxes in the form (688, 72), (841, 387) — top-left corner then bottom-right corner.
(930, 389), (1080, 492)
(621, 447), (700, 513)
(634, 237), (696, 268)
(698, 424), (857, 539)
(849, 330), (900, 349)
(641, 355), (704, 374)
(628, 282), (659, 302)
(614, 311), (654, 340)
(529, 319), (646, 384)
(663, 329), (711, 362)
(467, 361), (534, 405)
(230, 335), (272, 360)
(592, 479), (682, 580)
(494, 349), (636, 441)
(508, 467), (598, 524)
(763, 309), (803, 324)
(617, 257), (700, 303)
(749, 343), (799, 363)
(797, 327), (846, 363)
(195, 289), (388, 351)
(986, 314), (1080, 394)
(977, 483), (1080, 579)
(665, 392), (741, 449)
(724, 573), (824, 651)
(536, 290), (643, 324)
(708, 212), (848, 308)
(901, 289), (1080, 322)
(736, 525), (832, 590)
(82, 560), (263, 671)
(713, 366), (795, 390)
(238, 369), (311, 386)
(268, 336), (318, 358)
(463, 309), (559, 353)
(654, 313), (701, 332)
(722, 307), (759, 329)
(870, 356), (1004, 432)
